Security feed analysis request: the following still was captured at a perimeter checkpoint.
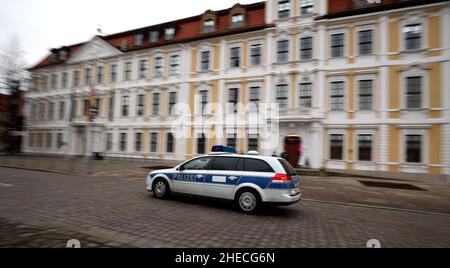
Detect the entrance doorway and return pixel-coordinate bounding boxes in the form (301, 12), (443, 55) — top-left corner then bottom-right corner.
(284, 136), (301, 168)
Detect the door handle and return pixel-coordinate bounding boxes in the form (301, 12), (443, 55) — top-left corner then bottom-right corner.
(228, 176), (238, 181)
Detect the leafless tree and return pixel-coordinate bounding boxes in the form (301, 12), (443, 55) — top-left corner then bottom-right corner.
(0, 36), (28, 94)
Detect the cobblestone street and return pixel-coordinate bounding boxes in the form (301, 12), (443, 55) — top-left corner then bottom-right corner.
(0, 167), (449, 248)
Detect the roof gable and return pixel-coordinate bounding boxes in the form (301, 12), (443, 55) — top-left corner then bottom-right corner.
(67, 36), (123, 64)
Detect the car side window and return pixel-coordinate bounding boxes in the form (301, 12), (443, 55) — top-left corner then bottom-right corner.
(209, 157), (240, 171)
(182, 157), (212, 171)
(243, 159), (274, 173)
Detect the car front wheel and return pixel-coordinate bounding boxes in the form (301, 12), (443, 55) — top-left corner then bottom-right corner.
(152, 178), (170, 199)
(235, 189), (261, 214)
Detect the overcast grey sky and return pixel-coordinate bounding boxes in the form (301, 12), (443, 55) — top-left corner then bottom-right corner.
(0, 0), (259, 68)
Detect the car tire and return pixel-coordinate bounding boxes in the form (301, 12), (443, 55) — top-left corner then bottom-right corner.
(235, 189), (261, 214)
(152, 178), (170, 199)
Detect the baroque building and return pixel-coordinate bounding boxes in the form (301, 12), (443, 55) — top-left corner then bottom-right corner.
(24, 0), (450, 179)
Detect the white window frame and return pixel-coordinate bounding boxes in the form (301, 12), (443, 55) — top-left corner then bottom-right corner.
(149, 131), (159, 153)
(153, 53), (164, 77)
(399, 13), (428, 53)
(198, 43), (213, 73)
(228, 42), (243, 69)
(151, 89), (162, 116)
(355, 24), (376, 57)
(169, 53), (180, 76)
(329, 29), (347, 59)
(277, 0), (291, 20)
(328, 76), (347, 111)
(354, 130), (376, 163)
(249, 40), (263, 67)
(328, 130), (347, 161)
(399, 128), (428, 165)
(355, 74), (377, 111)
(400, 68), (428, 111)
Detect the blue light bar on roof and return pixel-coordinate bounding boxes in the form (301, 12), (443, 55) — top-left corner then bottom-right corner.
(211, 145), (237, 154)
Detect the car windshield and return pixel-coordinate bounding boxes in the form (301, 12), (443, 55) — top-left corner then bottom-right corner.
(278, 159), (297, 175)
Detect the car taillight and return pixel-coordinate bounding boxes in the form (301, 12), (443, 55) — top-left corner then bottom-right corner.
(273, 173), (292, 183)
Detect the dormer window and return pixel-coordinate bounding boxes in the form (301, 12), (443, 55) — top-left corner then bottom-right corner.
(135, 33), (144, 47)
(204, 20), (215, 33)
(59, 50), (68, 61)
(278, 1), (291, 19)
(150, 31), (159, 44)
(231, 14), (244, 28)
(165, 28), (175, 41)
(300, 0), (314, 15)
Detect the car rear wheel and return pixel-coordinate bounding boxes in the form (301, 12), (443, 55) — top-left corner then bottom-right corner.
(235, 189), (261, 214)
(152, 178), (170, 199)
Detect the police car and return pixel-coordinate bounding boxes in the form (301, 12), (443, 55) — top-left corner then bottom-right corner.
(146, 146), (301, 214)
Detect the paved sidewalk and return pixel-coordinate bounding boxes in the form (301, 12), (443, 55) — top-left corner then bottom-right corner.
(1, 154), (450, 214)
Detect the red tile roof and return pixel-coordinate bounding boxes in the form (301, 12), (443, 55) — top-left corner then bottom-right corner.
(30, 1), (269, 71)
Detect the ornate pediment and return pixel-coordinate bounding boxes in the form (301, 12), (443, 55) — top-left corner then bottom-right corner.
(67, 36), (123, 64)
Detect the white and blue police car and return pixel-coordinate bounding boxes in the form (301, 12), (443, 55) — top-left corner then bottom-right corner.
(146, 146), (301, 214)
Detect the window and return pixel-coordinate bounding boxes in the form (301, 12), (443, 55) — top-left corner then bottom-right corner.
(330, 134), (344, 160)
(61, 72), (68, 88)
(354, 0), (381, 7)
(230, 47), (240, 68)
(51, 74), (58, 90)
(406, 77), (422, 109)
(165, 28), (175, 40)
(137, 94), (145, 116)
(182, 157), (212, 170)
(231, 14), (244, 28)
(300, 0), (314, 15)
(331, 33), (345, 58)
(358, 80), (373, 110)
(39, 103), (45, 120)
(358, 134), (373, 161)
(56, 133), (63, 149)
(201, 51), (210, 71)
(37, 133), (43, 148)
(168, 92), (177, 115)
(170, 55), (180, 75)
(330, 81), (345, 110)
(59, 101), (65, 120)
(152, 93), (160, 116)
(166, 133), (174, 153)
(276, 84), (288, 109)
(210, 157), (240, 171)
(299, 83), (312, 108)
(248, 134), (258, 152)
(119, 133), (127, 152)
(110, 64), (117, 83)
(121, 96), (129, 117)
(204, 20), (215, 33)
(406, 135), (422, 163)
(150, 31), (159, 43)
(108, 94), (114, 121)
(227, 134), (237, 148)
(106, 133), (113, 152)
(42, 75), (48, 90)
(249, 86), (260, 112)
(135, 33), (144, 47)
(250, 44), (262, 66)
(197, 134), (207, 154)
(29, 133), (34, 147)
(139, 59), (148, 79)
(199, 90), (208, 114)
(277, 40), (289, 63)
(154, 57), (163, 76)
(46, 133), (52, 148)
(96, 66), (103, 84)
(404, 24), (422, 50)
(150, 133), (158, 153)
(135, 132), (142, 152)
(124, 61), (132, 81)
(48, 102), (54, 120)
(83, 99), (89, 116)
(243, 158), (274, 173)
(278, 1), (290, 19)
(358, 29), (373, 56)
(300, 37), (313, 60)
(84, 68), (92, 86)
(228, 88), (239, 113)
